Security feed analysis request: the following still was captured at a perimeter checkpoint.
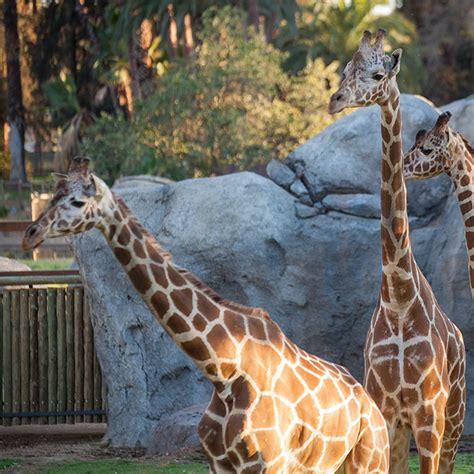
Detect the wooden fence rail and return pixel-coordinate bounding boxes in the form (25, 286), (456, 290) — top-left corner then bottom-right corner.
(0, 283), (106, 425)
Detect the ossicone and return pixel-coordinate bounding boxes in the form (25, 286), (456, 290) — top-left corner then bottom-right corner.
(435, 111), (451, 130)
(69, 156), (91, 175)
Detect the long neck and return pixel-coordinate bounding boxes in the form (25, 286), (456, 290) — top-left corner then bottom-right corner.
(379, 87), (416, 305)
(448, 138), (474, 297)
(101, 195), (241, 384)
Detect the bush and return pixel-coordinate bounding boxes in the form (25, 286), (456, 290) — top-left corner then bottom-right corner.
(83, 7), (341, 183)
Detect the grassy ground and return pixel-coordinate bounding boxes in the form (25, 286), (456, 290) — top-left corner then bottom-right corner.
(409, 453), (474, 473)
(18, 258), (73, 271)
(0, 460), (16, 470)
(2, 455), (474, 473)
(41, 460), (207, 473)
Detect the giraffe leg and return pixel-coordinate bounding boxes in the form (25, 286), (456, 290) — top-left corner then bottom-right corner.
(344, 404), (389, 474)
(387, 425), (410, 474)
(439, 375), (466, 473)
(412, 408), (446, 474)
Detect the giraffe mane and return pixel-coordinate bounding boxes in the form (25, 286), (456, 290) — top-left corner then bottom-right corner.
(176, 267), (271, 320)
(459, 134), (474, 158)
(114, 196), (270, 320)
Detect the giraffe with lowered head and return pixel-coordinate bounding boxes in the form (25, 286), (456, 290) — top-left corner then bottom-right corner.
(23, 157), (389, 473)
(328, 30), (466, 473)
(404, 111), (474, 298)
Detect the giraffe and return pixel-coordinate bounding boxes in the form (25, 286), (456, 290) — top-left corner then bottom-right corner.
(328, 30), (466, 473)
(403, 111), (474, 298)
(22, 156), (389, 473)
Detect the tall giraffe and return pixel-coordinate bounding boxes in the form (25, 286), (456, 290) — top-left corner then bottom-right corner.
(23, 157), (389, 473)
(403, 111), (474, 298)
(328, 30), (466, 473)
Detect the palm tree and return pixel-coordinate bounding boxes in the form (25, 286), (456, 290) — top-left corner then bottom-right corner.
(277, 0), (423, 92)
(3, 0), (27, 182)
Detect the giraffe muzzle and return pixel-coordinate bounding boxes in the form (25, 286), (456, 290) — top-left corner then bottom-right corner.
(22, 223), (46, 251)
(328, 90), (348, 115)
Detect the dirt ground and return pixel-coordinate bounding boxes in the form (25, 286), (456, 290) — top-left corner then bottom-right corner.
(0, 424), (205, 472)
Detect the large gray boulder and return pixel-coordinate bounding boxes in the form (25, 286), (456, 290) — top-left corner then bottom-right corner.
(267, 94), (451, 218)
(0, 257), (31, 272)
(441, 95), (474, 143)
(74, 94), (474, 448)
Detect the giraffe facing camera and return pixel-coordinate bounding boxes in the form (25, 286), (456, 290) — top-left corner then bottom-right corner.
(329, 29), (466, 473)
(328, 28), (402, 115)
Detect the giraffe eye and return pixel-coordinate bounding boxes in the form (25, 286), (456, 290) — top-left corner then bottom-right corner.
(372, 73), (384, 81)
(421, 148), (433, 156)
(71, 200), (85, 208)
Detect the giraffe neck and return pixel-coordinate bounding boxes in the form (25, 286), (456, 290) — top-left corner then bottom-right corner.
(100, 194), (243, 384)
(448, 137), (474, 296)
(379, 86), (415, 305)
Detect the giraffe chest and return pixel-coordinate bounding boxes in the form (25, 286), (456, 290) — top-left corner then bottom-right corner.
(366, 306), (458, 428)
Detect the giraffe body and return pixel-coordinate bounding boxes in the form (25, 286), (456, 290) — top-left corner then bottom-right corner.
(329, 30), (466, 473)
(404, 112), (474, 297)
(23, 157), (389, 473)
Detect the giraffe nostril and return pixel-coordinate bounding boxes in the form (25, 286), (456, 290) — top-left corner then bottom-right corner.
(27, 226), (38, 237)
(333, 93), (343, 102)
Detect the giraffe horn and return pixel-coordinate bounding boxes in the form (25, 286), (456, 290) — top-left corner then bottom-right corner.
(375, 28), (386, 49)
(359, 30), (373, 50)
(435, 112), (451, 130)
(68, 156), (91, 175)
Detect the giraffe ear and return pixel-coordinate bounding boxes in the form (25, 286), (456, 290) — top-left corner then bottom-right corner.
(388, 49), (402, 77)
(51, 172), (69, 182)
(415, 129), (427, 144)
(87, 174), (107, 200)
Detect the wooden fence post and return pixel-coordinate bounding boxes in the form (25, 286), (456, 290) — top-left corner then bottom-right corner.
(20, 289), (30, 424)
(29, 289), (39, 425)
(57, 289), (66, 423)
(2, 291), (12, 426)
(74, 288), (84, 423)
(47, 289), (58, 424)
(38, 289), (48, 425)
(11, 291), (20, 425)
(66, 287), (75, 424)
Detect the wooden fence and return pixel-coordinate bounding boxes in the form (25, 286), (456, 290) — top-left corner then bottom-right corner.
(0, 272), (106, 425)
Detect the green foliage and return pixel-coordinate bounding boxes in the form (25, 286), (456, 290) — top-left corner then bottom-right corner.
(276, 0), (424, 93)
(0, 204), (9, 218)
(0, 459), (18, 470)
(83, 7), (340, 183)
(42, 72), (81, 124)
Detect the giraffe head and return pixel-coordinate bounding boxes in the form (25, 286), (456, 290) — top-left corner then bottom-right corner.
(22, 156), (111, 250)
(403, 112), (454, 179)
(328, 29), (402, 114)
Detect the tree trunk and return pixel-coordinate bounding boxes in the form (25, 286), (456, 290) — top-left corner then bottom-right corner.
(128, 35), (142, 102)
(136, 18), (154, 94)
(264, 11), (277, 43)
(67, 3), (78, 86)
(166, 4), (178, 59)
(3, 0), (27, 183)
(248, 0), (260, 33)
(183, 14), (194, 58)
